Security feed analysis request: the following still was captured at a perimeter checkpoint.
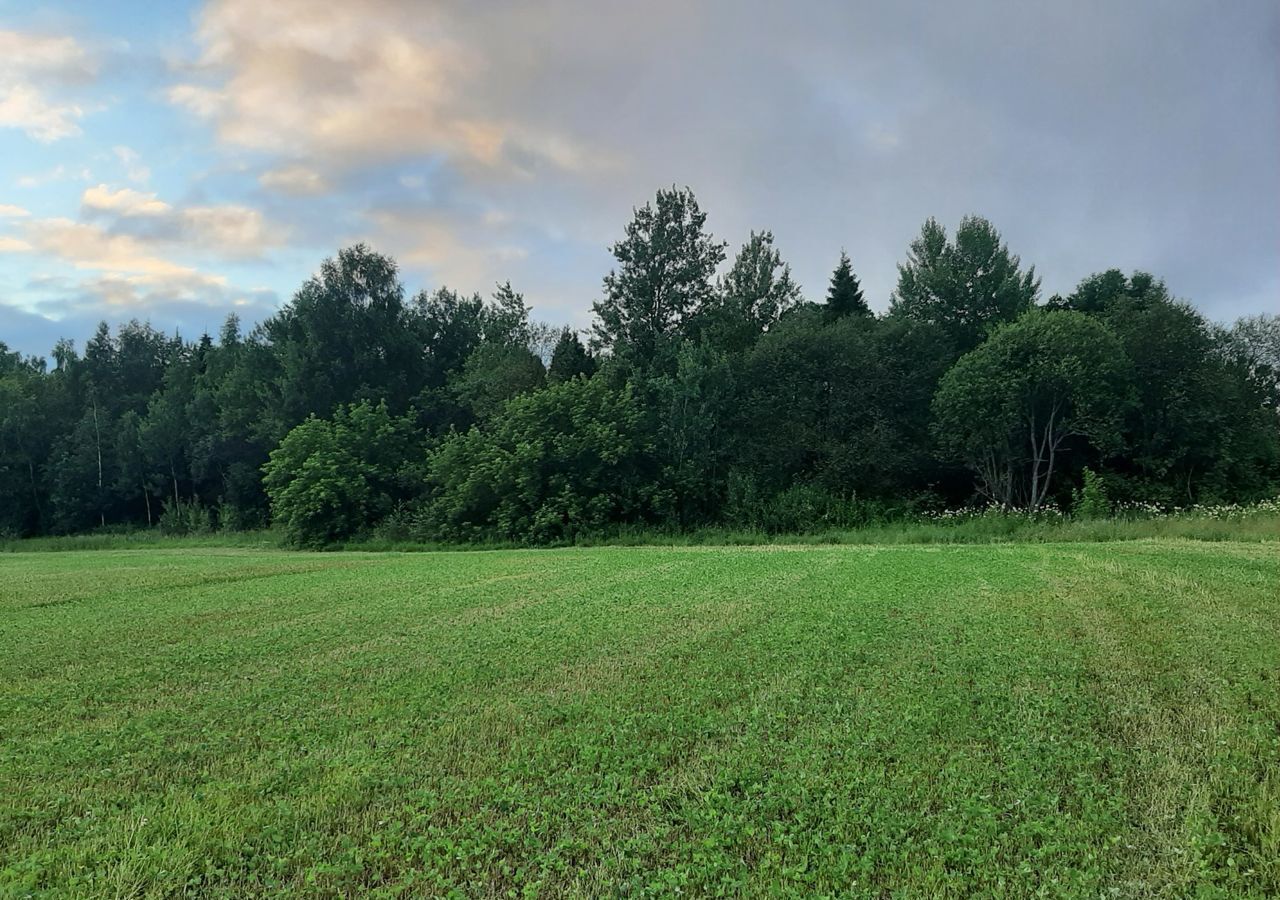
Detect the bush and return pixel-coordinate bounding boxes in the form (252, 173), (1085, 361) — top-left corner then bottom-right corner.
(415, 377), (654, 543)
(215, 501), (265, 533)
(724, 475), (889, 533)
(158, 498), (213, 536)
(262, 401), (419, 548)
(1072, 467), (1111, 519)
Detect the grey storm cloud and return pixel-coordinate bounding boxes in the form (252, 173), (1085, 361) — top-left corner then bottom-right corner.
(5, 0), (1277, 357)
(240, 0), (1273, 324)
(429, 0), (1279, 322)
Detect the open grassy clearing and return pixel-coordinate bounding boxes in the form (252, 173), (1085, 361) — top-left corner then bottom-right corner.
(2, 541), (1278, 897)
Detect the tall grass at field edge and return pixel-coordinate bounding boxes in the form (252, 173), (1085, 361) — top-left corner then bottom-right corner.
(4, 507), (1276, 553)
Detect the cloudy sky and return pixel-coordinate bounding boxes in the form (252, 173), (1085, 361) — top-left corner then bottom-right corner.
(1, 0), (1277, 357)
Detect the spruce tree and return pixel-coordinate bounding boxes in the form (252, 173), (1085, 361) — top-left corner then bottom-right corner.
(547, 328), (596, 383)
(826, 251), (869, 319)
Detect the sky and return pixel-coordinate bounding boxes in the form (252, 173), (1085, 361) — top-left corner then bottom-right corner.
(1, 0), (1277, 358)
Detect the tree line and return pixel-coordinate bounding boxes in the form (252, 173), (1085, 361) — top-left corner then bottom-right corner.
(2, 187), (1277, 545)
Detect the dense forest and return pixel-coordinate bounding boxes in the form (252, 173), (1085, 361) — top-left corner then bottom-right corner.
(2, 187), (1278, 546)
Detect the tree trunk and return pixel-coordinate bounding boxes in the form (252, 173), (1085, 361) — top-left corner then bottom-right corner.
(143, 488), (152, 527)
(91, 400), (104, 528)
(27, 459), (42, 526)
(171, 461), (180, 507)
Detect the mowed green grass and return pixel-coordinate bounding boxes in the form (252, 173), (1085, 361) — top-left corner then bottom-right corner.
(2, 542), (1277, 898)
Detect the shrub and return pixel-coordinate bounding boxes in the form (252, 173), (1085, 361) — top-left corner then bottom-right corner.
(724, 476), (888, 533)
(415, 377), (653, 543)
(262, 401), (419, 548)
(1072, 467), (1111, 519)
(158, 498), (213, 536)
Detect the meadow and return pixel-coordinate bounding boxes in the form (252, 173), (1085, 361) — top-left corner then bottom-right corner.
(2, 539), (1278, 897)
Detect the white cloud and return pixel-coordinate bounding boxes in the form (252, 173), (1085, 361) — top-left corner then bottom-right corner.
(113, 146), (151, 184)
(0, 30), (97, 142)
(144, 0), (1279, 331)
(166, 83), (222, 118)
(78, 184), (279, 257)
(0, 204), (30, 218)
(259, 164), (328, 195)
(365, 206), (529, 289)
(0, 236), (34, 252)
(182, 204), (271, 256)
(15, 217), (220, 283)
(2, 223), (235, 318)
(0, 31), (95, 77)
(82, 185), (172, 217)
(167, 0), (595, 177)
(16, 164), (93, 189)
(0, 83), (86, 142)
(2, 182), (281, 319)
(0, 213), (265, 316)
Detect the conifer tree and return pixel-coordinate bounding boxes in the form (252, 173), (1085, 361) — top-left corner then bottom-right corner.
(547, 328), (596, 382)
(826, 251), (870, 319)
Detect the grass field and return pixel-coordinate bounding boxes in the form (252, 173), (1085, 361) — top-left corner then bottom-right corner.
(2, 541), (1278, 897)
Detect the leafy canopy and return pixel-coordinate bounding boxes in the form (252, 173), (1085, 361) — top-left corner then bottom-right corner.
(591, 186), (726, 371)
(891, 216), (1040, 355)
(933, 309), (1131, 510)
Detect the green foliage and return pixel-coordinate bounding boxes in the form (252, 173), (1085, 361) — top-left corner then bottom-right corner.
(700, 230), (801, 352)
(411, 286), (487, 392)
(418, 377), (652, 542)
(261, 417), (369, 547)
(1083, 275), (1279, 503)
(2, 195), (1278, 545)
(265, 244), (421, 421)
(482, 280), (532, 347)
(0, 356), (55, 535)
(158, 497), (214, 535)
(724, 476), (888, 532)
(546, 328), (596, 383)
(451, 343), (546, 421)
(647, 342), (737, 524)
(731, 313), (953, 500)
(824, 250), (869, 318)
(1222, 313), (1280, 406)
(933, 309), (1132, 510)
(1072, 467), (1111, 519)
(591, 185), (726, 371)
(262, 401), (418, 547)
(891, 215), (1040, 354)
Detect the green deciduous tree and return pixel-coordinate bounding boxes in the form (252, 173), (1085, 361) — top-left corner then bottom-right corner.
(891, 216), (1040, 355)
(4, 189), (1278, 542)
(730, 312), (952, 502)
(262, 401), (419, 547)
(591, 186), (726, 371)
(420, 378), (653, 542)
(265, 244), (422, 423)
(1072, 467), (1110, 519)
(0, 351), (54, 535)
(1061, 271), (1279, 502)
(701, 231), (802, 352)
(933, 309), (1131, 510)
(1222, 313), (1280, 410)
(452, 344), (546, 421)
(651, 343), (736, 524)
